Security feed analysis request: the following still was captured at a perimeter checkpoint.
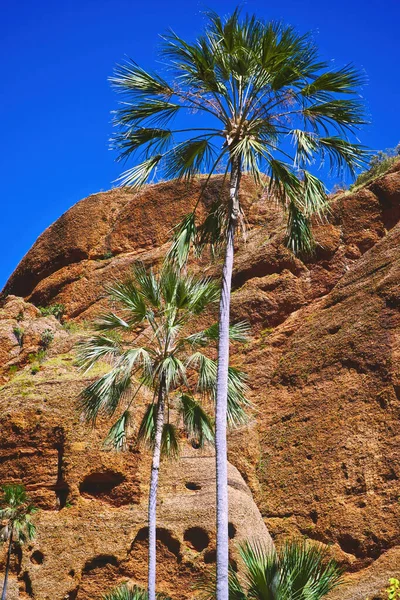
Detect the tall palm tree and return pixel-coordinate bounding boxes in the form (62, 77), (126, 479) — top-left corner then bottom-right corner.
(77, 263), (249, 600)
(109, 10), (367, 598)
(0, 485), (37, 600)
(202, 540), (343, 600)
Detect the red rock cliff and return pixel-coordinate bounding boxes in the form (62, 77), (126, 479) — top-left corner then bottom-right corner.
(1, 165), (400, 599)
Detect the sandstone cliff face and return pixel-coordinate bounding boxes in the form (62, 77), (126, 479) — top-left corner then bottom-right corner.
(1, 164), (400, 599)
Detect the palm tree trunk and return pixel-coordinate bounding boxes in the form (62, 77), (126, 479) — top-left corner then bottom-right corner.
(1, 530), (13, 600)
(148, 379), (166, 600)
(215, 157), (241, 600)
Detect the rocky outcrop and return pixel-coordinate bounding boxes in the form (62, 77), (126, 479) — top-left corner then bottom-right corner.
(1, 162), (400, 598)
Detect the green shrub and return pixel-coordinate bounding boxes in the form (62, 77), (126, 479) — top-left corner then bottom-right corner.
(8, 365), (19, 376)
(28, 350), (46, 364)
(31, 364), (40, 375)
(351, 143), (400, 190)
(38, 303), (65, 321)
(13, 326), (24, 347)
(387, 578), (400, 600)
(41, 328), (54, 348)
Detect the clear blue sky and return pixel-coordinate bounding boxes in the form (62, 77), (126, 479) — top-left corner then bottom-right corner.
(1, 0), (399, 289)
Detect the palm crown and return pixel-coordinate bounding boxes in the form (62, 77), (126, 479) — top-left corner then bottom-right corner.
(77, 263), (250, 454)
(0, 485), (36, 545)
(110, 9), (367, 257)
(226, 541), (343, 600)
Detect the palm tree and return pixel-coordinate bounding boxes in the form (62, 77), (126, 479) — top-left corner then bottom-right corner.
(202, 540), (343, 600)
(109, 10), (367, 598)
(77, 263), (249, 600)
(0, 485), (37, 600)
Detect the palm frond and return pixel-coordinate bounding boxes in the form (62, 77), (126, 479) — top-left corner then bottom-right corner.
(137, 403), (156, 448)
(107, 279), (148, 322)
(167, 212), (198, 268)
(113, 99), (181, 128)
(301, 65), (366, 99)
(116, 154), (163, 188)
(78, 361), (133, 425)
(132, 262), (160, 308)
(164, 138), (216, 180)
(160, 355), (187, 391)
(110, 61), (173, 98)
(103, 410), (131, 452)
(226, 366), (251, 427)
(76, 334), (121, 372)
(178, 394), (214, 447)
(103, 582), (171, 600)
(279, 540), (343, 600)
(94, 313), (130, 332)
(239, 541), (281, 600)
(112, 127), (173, 162)
(189, 353), (250, 426)
(285, 201), (314, 256)
(183, 321), (250, 347)
(318, 137), (369, 176)
(161, 422), (180, 459)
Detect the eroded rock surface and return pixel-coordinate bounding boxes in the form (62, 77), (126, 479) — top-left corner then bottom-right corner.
(1, 163), (400, 598)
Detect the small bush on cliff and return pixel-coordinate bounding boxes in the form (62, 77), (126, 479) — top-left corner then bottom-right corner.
(12, 326), (24, 347)
(41, 328), (54, 349)
(351, 143), (400, 189)
(38, 303), (65, 321)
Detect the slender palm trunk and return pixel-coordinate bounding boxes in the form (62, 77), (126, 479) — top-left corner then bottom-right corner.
(1, 530), (13, 600)
(215, 158), (241, 600)
(148, 380), (166, 600)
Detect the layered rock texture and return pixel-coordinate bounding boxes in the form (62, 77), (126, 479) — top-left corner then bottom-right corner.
(1, 163), (400, 599)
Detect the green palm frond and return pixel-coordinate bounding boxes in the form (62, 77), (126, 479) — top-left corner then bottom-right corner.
(103, 410), (131, 452)
(103, 583), (148, 600)
(301, 64), (366, 99)
(132, 262), (160, 308)
(229, 540), (344, 600)
(110, 61), (173, 98)
(279, 541), (343, 600)
(301, 171), (328, 219)
(76, 334), (121, 372)
(318, 137), (368, 176)
(183, 321), (250, 347)
(107, 279), (148, 322)
(113, 99), (181, 128)
(112, 127), (172, 162)
(78, 365), (131, 425)
(137, 403), (157, 448)
(161, 423), (180, 459)
(285, 202), (314, 256)
(164, 139), (217, 180)
(189, 353), (250, 426)
(167, 213), (198, 268)
(240, 541), (280, 600)
(226, 366), (251, 427)
(160, 355), (187, 390)
(116, 154), (163, 188)
(178, 394), (214, 447)
(94, 313), (130, 331)
(103, 582), (171, 600)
